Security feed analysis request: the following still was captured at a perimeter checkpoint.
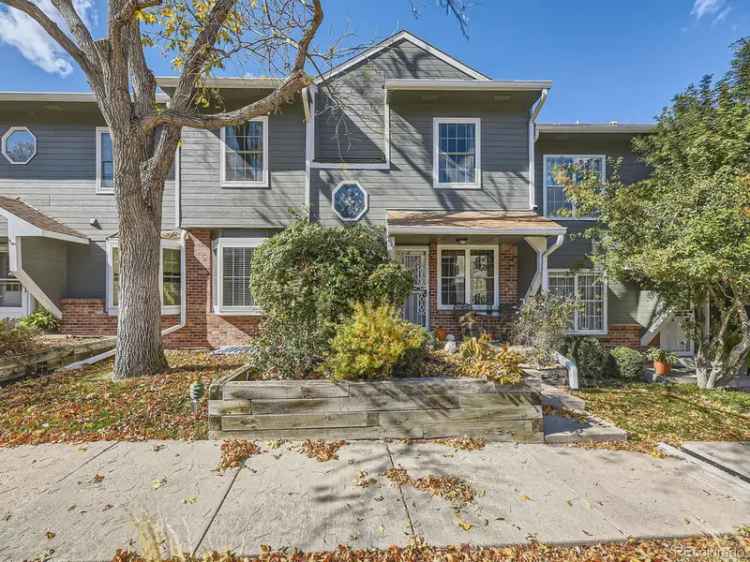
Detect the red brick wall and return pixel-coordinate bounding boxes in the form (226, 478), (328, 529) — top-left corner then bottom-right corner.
(428, 240), (519, 341)
(60, 230), (263, 349)
(60, 299), (179, 336)
(599, 324), (643, 350)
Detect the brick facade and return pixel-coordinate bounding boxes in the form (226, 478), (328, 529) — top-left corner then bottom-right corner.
(599, 323), (643, 350)
(60, 229), (263, 349)
(427, 239), (519, 341)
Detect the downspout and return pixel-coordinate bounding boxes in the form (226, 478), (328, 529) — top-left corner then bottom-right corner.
(541, 233), (564, 293)
(525, 232), (565, 297)
(303, 85), (316, 221)
(528, 88), (549, 211)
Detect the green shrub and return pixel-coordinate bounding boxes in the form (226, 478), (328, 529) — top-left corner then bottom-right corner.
(609, 346), (645, 380)
(0, 320), (38, 356)
(563, 336), (609, 383)
(249, 219), (413, 377)
(323, 302), (428, 381)
(512, 294), (579, 367)
(19, 307), (59, 332)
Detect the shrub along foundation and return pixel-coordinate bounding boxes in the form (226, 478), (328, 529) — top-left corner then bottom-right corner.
(208, 368), (544, 443)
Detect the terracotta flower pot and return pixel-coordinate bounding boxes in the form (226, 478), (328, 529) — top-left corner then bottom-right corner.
(654, 360), (672, 376)
(435, 327), (447, 342)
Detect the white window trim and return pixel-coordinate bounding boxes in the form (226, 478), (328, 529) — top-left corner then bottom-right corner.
(437, 244), (499, 311)
(1, 126), (37, 165)
(332, 180), (369, 222)
(220, 116), (269, 188)
(548, 268), (608, 335)
(433, 117), (482, 190)
(106, 238), (184, 315)
(96, 127), (114, 194)
(542, 154), (605, 220)
(213, 237), (264, 316)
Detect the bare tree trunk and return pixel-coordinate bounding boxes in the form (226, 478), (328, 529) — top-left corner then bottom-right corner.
(112, 129), (168, 379)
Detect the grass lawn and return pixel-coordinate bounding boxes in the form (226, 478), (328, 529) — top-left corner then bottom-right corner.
(0, 351), (246, 447)
(576, 381), (750, 452)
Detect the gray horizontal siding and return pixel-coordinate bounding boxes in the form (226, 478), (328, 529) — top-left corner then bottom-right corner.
(21, 236), (68, 306)
(179, 103), (306, 228)
(313, 95), (534, 226)
(65, 241), (108, 300)
(316, 39), (477, 163)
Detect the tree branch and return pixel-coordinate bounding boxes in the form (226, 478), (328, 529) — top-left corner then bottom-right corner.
(0, 0), (95, 74)
(112, 0), (162, 29)
(142, 69), (308, 130)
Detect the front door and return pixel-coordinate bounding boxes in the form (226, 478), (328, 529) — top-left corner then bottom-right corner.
(661, 313), (693, 356)
(396, 248), (428, 328)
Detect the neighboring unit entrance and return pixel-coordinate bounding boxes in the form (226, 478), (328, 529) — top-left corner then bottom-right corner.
(396, 248), (428, 328)
(661, 313), (693, 356)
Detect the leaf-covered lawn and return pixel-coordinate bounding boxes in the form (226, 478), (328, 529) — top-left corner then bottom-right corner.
(576, 382), (750, 451)
(0, 351), (246, 447)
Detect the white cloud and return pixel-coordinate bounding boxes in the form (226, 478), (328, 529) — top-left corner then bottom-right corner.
(691, 0), (728, 20)
(0, 0), (94, 77)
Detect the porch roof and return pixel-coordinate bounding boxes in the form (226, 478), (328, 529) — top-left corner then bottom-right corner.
(386, 210), (566, 236)
(0, 197), (88, 244)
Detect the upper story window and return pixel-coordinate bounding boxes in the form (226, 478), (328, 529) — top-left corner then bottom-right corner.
(543, 155), (605, 219)
(433, 118), (481, 189)
(96, 128), (114, 194)
(548, 269), (607, 335)
(0, 243), (23, 308)
(107, 240), (183, 314)
(213, 238), (264, 315)
(2, 127), (37, 165)
(437, 244), (498, 311)
(220, 117), (269, 188)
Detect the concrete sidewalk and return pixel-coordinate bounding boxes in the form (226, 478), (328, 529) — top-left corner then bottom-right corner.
(1, 440), (749, 561)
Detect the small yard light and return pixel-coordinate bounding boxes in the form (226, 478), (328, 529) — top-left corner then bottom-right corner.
(189, 380), (205, 417)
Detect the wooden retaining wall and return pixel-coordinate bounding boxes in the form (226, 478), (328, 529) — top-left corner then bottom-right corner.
(0, 337), (116, 384)
(208, 372), (543, 442)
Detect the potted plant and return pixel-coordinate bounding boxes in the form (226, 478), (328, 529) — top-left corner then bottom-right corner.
(646, 347), (679, 376)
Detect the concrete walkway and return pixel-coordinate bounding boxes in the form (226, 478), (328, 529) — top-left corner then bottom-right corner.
(1, 440), (749, 561)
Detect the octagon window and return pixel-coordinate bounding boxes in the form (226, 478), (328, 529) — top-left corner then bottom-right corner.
(2, 127), (37, 165)
(332, 181), (368, 222)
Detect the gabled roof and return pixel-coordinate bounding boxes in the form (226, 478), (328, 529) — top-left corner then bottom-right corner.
(387, 210), (566, 236)
(538, 123), (656, 134)
(315, 30), (491, 84)
(385, 79), (551, 92)
(0, 197), (88, 244)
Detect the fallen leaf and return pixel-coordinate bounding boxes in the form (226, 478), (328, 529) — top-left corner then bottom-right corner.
(152, 477), (167, 490)
(102, 504), (114, 512)
(45, 531), (56, 540)
(183, 496), (198, 504)
(456, 518), (473, 531)
(519, 495), (532, 502)
(93, 474), (105, 483)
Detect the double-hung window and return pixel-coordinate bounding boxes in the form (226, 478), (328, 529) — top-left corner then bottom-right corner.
(96, 127), (114, 194)
(433, 118), (481, 189)
(220, 117), (269, 187)
(0, 242), (24, 311)
(213, 238), (263, 315)
(543, 155), (604, 218)
(438, 245), (498, 310)
(107, 240), (183, 314)
(548, 269), (607, 334)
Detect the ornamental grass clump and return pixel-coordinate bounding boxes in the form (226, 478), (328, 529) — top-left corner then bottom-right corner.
(323, 302), (428, 381)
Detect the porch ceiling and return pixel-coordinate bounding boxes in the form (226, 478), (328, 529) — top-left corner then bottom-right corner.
(386, 210), (566, 237)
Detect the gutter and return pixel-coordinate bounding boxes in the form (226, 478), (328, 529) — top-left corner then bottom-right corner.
(528, 88), (549, 210)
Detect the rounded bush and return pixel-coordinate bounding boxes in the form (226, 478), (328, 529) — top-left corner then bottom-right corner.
(323, 302), (428, 381)
(572, 336), (609, 382)
(609, 346), (645, 380)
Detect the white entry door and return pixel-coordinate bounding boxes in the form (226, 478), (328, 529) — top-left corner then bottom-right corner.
(396, 248), (428, 328)
(661, 313), (693, 356)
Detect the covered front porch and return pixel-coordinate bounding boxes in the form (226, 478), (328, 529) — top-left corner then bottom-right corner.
(0, 196), (89, 321)
(386, 210), (566, 340)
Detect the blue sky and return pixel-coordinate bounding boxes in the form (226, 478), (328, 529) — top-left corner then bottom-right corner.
(0, 0), (747, 122)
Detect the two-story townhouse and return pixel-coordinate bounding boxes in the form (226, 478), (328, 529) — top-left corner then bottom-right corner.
(0, 30), (689, 355)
